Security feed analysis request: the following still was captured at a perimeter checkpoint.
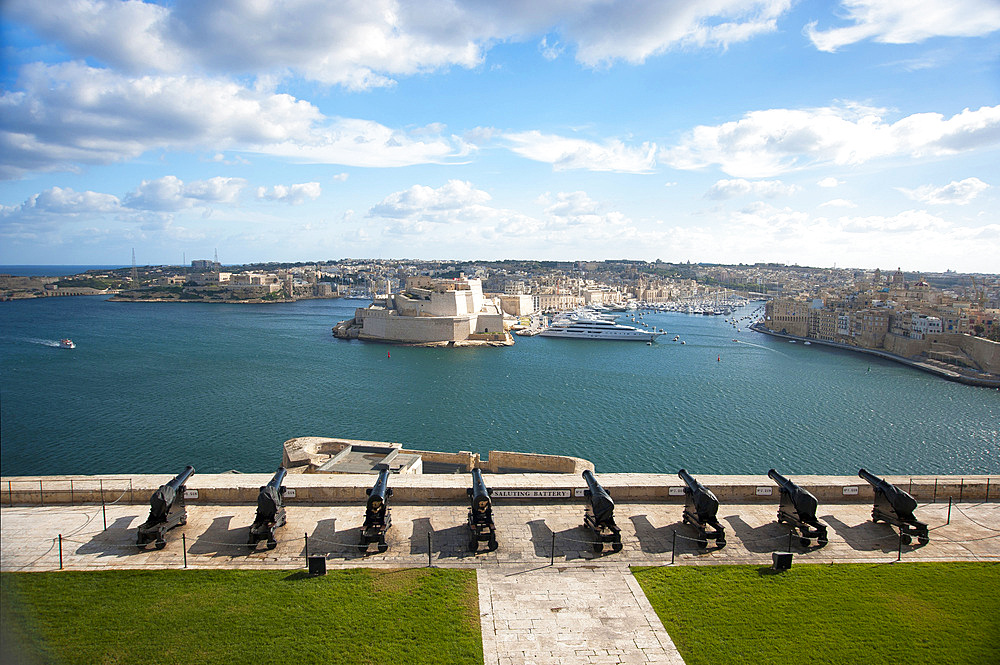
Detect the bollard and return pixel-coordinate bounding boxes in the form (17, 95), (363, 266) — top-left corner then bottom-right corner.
(550, 531), (555, 566)
(948, 497), (952, 525)
(427, 532), (432, 568)
(100, 479), (107, 531)
(70, 479), (74, 506)
(787, 529), (793, 552)
(304, 533), (309, 564)
(8, 480), (12, 507)
(129, 479), (134, 505)
(959, 479), (964, 503)
(987, 478), (991, 503)
(933, 478), (938, 503)
(897, 531), (903, 562)
(39, 479), (44, 506)
(671, 531), (676, 565)
(58, 534), (63, 570)
(183, 534), (188, 568)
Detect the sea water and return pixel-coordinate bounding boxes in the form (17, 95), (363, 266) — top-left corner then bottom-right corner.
(1, 296), (997, 476)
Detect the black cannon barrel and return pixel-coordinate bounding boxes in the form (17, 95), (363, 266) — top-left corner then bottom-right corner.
(368, 469), (391, 505)
(267, 466), (287, 489)
(582, 470), (615, 524)
(769, 469), (819, 518)
(678, 468), (702, 491)
(767, 469), (792, 489)
(167, 465), (195, 490)
(859, 468), (918, 516)
(471, 468), (490, 506)
(678, 469), (720, 520)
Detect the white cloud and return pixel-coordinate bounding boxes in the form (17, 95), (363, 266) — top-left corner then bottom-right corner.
(817, 176), (842, 188)
(368, 181), (644, 247)
(897, 177), (990, 205)
(705, 178), (799, 199)
(0, 62), (466, 178)
(2, 186), (121, 217)
(5, 0), (796, 89)
(806, 0), (1000, 52)
(504, 131), (657, 173)
(331, 173), (349, 182)
(819, 198), (857, 208)
(661, 103), (1000, 178)
(256, 182), (322, 204)
(124, 176), (246, 211)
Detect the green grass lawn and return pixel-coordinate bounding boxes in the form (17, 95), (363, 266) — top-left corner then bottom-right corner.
(1, 568), (482, 665)
(633, 562), (1000, 665)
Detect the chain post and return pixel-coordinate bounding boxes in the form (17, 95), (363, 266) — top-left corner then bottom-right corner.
(183, 534), (188, 568)
(671, 531), (676, 565)
(58, 534), (63, 570)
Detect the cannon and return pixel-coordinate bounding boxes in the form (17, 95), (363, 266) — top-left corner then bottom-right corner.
(582, 470), (622, 553)
(137, 465), (194, 549)
(768, 469), (828, 547)
(467, 469), (497, 552)
(359, 469), (393, 553)
(859, 469), (929, 545)
(248, 466), (287, 549)
(678, 469), (726, 548)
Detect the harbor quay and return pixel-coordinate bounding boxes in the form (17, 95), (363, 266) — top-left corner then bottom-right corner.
(4, 472), (999, 665)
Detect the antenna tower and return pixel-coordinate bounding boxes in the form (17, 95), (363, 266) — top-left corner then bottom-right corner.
(131, 249), (138, 285)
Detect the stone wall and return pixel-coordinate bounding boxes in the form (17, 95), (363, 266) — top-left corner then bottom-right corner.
(3, 473), (994, 505)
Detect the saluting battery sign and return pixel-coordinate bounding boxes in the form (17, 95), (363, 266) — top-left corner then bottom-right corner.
(491, 489), (571, 498)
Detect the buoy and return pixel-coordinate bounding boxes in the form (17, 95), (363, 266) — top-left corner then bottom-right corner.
(717, 356), (721, 362)
(387, 351), (391, 359)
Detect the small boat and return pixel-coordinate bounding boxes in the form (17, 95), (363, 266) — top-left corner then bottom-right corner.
(803, 341), (811, 345)
(59, 339), (75, 349)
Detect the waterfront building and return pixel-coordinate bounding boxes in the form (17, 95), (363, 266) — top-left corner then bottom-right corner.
(334, 274), (511, 345)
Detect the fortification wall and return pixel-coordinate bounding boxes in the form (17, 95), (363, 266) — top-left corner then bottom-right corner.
(3, 472), (994, 505)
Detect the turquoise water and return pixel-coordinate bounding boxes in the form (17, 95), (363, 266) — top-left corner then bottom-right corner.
(1, 296), (997, 476)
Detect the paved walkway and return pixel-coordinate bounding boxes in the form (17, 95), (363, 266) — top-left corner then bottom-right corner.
(3, 500), (999, 664)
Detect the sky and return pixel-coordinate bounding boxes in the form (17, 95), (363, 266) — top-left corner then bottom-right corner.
(1, 0), (998, 273)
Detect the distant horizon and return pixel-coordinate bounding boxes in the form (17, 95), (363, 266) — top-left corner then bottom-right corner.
(1, 260), (995, 277)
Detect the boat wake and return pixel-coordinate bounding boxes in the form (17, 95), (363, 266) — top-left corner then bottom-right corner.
(25, 338), (63, 348)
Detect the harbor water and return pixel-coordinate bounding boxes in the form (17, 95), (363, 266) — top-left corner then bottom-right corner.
(1, 296), (997, 476)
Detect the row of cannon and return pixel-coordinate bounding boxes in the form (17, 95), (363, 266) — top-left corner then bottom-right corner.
(135, 466), (929, 552)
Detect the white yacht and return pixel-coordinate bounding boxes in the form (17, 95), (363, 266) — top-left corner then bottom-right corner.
(540, 315), (661, 341)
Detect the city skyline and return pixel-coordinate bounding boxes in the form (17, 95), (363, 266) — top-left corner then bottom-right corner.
(1, 1), (999, 272)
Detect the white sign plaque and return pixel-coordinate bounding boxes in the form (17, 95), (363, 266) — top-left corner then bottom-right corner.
(756, 486), (773, 496)
(668, 486), (685, 496)
(842, 486), (859, 495)
(183, 489), (199, 499)
(491, 489), (571, 499)
(574, 488), (587, 497)
(284, 488), (296, 498)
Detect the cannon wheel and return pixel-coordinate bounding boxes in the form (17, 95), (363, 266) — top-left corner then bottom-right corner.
(592, 542), (604, 553)
(900, 533), (912, 546)
(799, 536), (811, 547)
(155, 538), (166, 550)
(469, 539), (479, 553)
(488, 538), (498, 552)
(817, 537), (828, 547)
(377, 542), (389, 554)
(917, 535), (929, 545)
(612, 541), (623, 553)
(716, 538), (726, 548)
(266, 538), (277, 550)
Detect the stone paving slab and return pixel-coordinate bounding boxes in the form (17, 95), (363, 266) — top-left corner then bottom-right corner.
(3, 501), (999, 571)
(479, 565), (684, 665)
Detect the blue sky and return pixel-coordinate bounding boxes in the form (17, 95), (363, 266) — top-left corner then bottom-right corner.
(1, 0), (998, 272)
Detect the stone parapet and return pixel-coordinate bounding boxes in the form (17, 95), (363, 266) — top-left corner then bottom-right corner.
(1, 473), (995, 506)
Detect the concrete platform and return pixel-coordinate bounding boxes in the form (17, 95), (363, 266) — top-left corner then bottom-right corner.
(3, 499), (998, 665)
